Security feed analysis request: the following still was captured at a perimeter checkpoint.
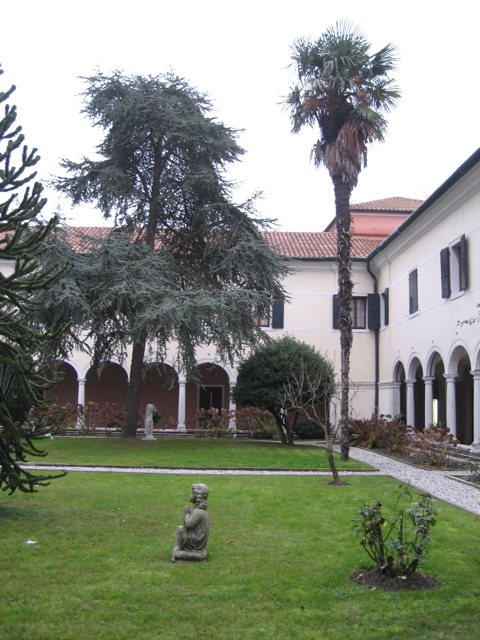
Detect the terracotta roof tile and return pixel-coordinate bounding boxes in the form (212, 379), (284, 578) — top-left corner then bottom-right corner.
(263, 231), (380, 259)
(54, 226), (381, 260)
(350, 197), (423, 212)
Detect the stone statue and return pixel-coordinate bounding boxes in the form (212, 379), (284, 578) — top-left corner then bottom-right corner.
(142, 404), (155, 440)
(171, 483), (210, 562)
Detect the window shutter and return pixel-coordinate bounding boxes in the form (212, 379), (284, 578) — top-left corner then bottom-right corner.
(332, 294), (340, 330)
(271, 300), (284, 329)
(460, 234), (468, 290)
(383, 288), (389, 326)
(440, 247), (451, 298)
(367, 293), (380, 330)
(409, 269), (418, 314)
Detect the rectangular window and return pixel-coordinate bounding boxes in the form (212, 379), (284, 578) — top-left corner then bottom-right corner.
(409, 269), (418, 315)
(255, 300), (284, 329)
(351, 297), (366, 329)
(441, 235), (468, 298)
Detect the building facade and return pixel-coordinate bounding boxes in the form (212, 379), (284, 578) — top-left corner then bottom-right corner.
(39, 149), (480, 443)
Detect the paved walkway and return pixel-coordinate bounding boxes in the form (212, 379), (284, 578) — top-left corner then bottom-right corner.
(24, 446), (480, 517)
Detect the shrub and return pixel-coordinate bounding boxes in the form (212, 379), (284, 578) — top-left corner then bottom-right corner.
(234, 407), (278, 439)
(293, 418), (329, 440)
(404, 426), (458, 467)
(190, 408), (234, 438)
(352, 482), (437, 577)
(349, 414), (409, 454)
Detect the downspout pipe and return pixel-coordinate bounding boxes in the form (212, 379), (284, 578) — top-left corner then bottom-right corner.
(366, 260), (379, 415)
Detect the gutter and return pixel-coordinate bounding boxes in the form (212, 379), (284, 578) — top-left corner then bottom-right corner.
(366, 260), (379, 415)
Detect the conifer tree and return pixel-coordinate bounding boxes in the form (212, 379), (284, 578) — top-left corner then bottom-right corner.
(0, 67), (66, 493)
(48, 71), (288, 437)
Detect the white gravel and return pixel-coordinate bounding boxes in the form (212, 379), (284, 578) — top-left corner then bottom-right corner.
(23, 446), (480, 517)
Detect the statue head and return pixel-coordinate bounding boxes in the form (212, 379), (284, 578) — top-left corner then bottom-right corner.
(190, 483), (209, 510)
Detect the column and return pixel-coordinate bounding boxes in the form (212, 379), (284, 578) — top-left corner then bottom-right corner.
(390, 381), (402, 418)
(444, 373), (458, 438)
(229, 381), (237, 434)
(76, 377), (86, 428)
(405, 379), (416, 428)
(177, 376), (186, 431)
(471, 370), (480, 445)
(423, 376), (435, 429)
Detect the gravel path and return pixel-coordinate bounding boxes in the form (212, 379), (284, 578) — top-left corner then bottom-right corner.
(23, 446), (480, 517)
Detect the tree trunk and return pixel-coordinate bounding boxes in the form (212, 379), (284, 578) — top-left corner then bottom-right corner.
(325, 439), (341, 483)
(333, 175), (353, 461)
(273, 410), (294, 445)
(122, 331), (147, 438)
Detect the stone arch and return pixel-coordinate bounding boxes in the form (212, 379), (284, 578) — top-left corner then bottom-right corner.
(448, 344), (473, 444)
(407, 355), (424, 429)
(44, 360), (78, 406)
(139, 361), (179, 429)
(393, 359), (406, 419)
(85, 361), (129, 408)
(426, 350), (446, 426)
(185, 361), (232, 425)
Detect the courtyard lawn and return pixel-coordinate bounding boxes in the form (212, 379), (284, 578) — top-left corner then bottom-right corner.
(24, 437), (370, 470)
(1, 472), (479, 640)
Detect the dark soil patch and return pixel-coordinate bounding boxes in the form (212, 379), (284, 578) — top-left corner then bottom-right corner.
(351, 567), (438, 591)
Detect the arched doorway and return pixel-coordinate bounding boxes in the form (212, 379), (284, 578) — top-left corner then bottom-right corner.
(394, 361), (406, 420)
(138, 363), (178, 428)
(85, 361), (129, 407)
(185, 362), (230, 424)
(431, 354), (446, 426)
(45, 361), (78, 406)
(456, 353), (473, 444)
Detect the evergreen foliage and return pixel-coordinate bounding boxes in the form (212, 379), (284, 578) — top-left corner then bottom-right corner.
(286, 21), (399, 459)
(233, 336), (334, 445)
(0, 67), (66, 493)
(46, 71), (288, 437)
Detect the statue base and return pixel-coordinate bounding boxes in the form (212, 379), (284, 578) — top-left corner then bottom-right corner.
(171, 546), (207, 563)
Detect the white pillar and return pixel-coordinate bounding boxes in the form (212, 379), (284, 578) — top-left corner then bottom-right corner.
(423, 376), (435, 428)
(76, 377), (86, 428)
(229, 381), (237, 433)
(177, 375), (186, 432)
(471, 370), (480, 445)
(391, 381), (402, 418)
(406, 378), (416, 428)
(444, 373), (458, 438)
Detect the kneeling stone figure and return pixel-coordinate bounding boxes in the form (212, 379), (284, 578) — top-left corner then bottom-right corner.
(171, 483), (210, 562)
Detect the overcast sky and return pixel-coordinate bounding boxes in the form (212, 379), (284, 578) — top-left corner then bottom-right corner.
(2, 0), (478, 231)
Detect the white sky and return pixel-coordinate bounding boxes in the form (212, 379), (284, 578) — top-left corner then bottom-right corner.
(2, 0), (479, 231)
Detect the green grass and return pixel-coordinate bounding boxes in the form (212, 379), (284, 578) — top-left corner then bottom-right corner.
(1, 470), (479, 640)
(25, 437), (370, 469)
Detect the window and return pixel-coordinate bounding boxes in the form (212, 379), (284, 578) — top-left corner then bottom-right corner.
(409, 269), (418, 315)
(441, 235), (468, 298)
(351, 297), (366, 329)
(255, 300), (284, 329)
(333, 294), (379, 330)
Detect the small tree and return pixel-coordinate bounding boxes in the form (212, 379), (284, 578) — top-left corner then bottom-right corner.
(282, 360), (344, 483)
(0, 67), (66, 493)
(233, 336), (335, 446)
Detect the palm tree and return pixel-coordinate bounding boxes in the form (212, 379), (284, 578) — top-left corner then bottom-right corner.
(286, 21), (400, 459)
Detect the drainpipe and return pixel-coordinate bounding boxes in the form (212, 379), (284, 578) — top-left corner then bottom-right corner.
(366, 260), (379, 415)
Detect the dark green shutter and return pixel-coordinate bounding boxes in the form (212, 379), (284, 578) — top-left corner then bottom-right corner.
(367, 293), (380, 330)
(409, 269), (418, 314)
(271, 300), (284, 329)
(383, 288), (389, 326)
(460, 234), (468, 290)
(332, 294), (340, 329)
(440, 247), (450, 298)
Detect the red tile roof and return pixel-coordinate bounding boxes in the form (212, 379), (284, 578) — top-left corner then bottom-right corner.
(350, 197), (423, 212)
(263, 231), (380, 259)
(55, 226), (380, 260)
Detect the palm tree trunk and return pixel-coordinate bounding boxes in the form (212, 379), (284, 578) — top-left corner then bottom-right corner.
(333, 175), (353, 461)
